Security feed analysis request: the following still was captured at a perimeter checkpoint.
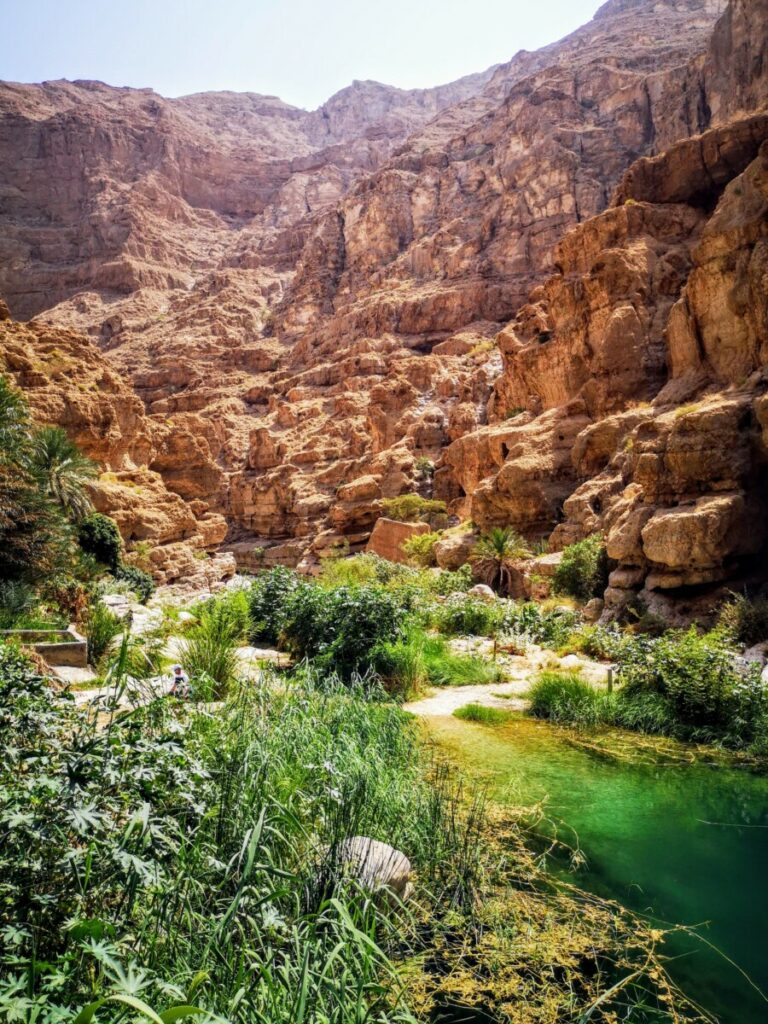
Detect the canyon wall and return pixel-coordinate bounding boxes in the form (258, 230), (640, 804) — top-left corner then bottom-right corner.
(1, 0), (767, 610)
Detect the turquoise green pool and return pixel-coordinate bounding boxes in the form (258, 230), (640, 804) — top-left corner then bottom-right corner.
(427, 714), (768, 1024)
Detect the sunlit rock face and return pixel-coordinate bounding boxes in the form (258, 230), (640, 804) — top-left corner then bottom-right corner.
(3, 0), (768, 609)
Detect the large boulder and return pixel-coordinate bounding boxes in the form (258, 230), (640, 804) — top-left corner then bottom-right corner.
(434, 531), (476, 570)
(366, 517), (430, 564)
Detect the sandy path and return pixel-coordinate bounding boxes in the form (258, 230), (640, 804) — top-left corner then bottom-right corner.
(404, 679), (530, 717)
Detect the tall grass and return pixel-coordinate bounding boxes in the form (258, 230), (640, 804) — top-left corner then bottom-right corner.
(180, 596), (245, 698)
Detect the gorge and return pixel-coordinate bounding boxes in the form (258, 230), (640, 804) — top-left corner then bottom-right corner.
(3, 2), (768, 1022)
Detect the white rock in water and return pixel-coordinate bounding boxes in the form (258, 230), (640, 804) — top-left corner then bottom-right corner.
(337, 836), (412, 900)
(468, 584), (496, 601)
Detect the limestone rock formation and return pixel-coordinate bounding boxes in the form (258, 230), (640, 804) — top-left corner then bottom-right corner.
(2, 0), (768, 614)
(0, 315), (229, 584)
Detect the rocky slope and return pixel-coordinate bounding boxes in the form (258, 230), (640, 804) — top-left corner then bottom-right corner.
(1, 0), (767, 612)
(0, 300), (232, 584)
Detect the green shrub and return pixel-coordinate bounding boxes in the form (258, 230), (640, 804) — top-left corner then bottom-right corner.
(282, 583), (410, 680)
(719, 592), (768, 646)
(248, 566), (304, 644)
(180, 597), (245, 698)
(78, 512), (123, 571)
(498, 601), (580, 649)
(374, 629), (428, 697)
(319, 554), (380, 588)
(84, 600), (124, 667)
(114, 563), (155, 603)
(528, 671), (607, 726)
(431, 593), (501, 637)
(552, 536), (609, 602)
(421, 634), (502, 686)
(381, 493), (447, 525)
(0, 581), (37, 629)
(454, 703), (514, 725)
(402, 530), (442, 567)
(616, 628), (767, 743)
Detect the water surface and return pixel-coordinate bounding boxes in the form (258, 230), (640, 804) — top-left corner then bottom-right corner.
(427, 714), (768, 1024)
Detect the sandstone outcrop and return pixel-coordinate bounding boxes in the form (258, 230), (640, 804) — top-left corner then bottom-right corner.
(0, 315), (228, 584)
(2, 0), (768, 614)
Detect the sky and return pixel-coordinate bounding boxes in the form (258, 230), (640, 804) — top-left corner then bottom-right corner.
(2, 0), (604, 110)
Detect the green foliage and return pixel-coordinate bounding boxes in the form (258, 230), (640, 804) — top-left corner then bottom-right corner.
(375, 629), (501, 696)
(0, 581), (37, 629)
(29, 425), (97, 521)
(380, 493), (447, 525)
(453, 703), (515, 725)
(402, 530), (442, 567)
(528, 671), (608, 727)
(470, 526), (530, 595)
(0, 461), (69, 584)
(0, 375), (31, 463)
(719, 592), (768, 646)
(84, 600), (123, 667)
(553, 535), (609, 601)
(431, 593), (501, 637)
(181, 592), (249, 698)
(617, 628), (766, 742)
(282, 583), (410, 680)
(78, 512), (123, 571)
(248, 565), (304, 644)
(498, 601), (581, 649)
(114, 564), (155, 603)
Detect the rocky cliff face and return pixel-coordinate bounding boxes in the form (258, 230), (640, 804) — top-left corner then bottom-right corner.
(0, 301), (231, 584)
(1, 0), (767, 607)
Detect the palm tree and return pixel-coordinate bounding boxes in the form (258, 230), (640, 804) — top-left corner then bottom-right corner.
(0, 375), (31, 467)
(29, 426), (97, 522)
(470, 526), (531, 595)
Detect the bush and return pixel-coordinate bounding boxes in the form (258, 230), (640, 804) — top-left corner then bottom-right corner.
(616, 628), (768, 744)
(498, 601), (580, 649)
(180, 594), (250, 698)
(381, 493), (447, 525)
(248, 566), (305, 644)
(374, 629), (502, 696)
(402, 530), (442, 567)
(528, 671), (608, 727)
(84, 600), (124, 667)
(431, 593), (501, 637)
(282, 583), (410, 680)
(553, 536), (609, 602)
(78, 512), (122, 571)
(114, 563), (155, 603)
(719, 592), (768, 647)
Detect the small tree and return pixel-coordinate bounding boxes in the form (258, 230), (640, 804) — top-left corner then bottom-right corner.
(470, 526), (530, 595)
(553, 535), (609, 601)
(30, 426), (97, 521)
(78, 513), (123, 572)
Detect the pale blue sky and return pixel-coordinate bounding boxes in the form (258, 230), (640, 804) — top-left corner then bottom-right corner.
(2, 0), (603, 110)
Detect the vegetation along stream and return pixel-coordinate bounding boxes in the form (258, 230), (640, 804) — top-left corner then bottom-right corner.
(426, 713), (768, 1024)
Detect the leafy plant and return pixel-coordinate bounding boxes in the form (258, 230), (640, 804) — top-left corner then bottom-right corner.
(78, 513), (123, 571)
(84, 599), (123, 667)
(115, 563), (155, 603)
(248, 565), (304, 644)
(719, 592), (768, 646)
(282, 583), (411, 679)
(430, 593), (501, 637)
(552, 535), (609, 601)
(29, 425), (97, 521)
(381, 493), (447, 525)
(402, 530), (442, 567)
(470, 526), (530, 595)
